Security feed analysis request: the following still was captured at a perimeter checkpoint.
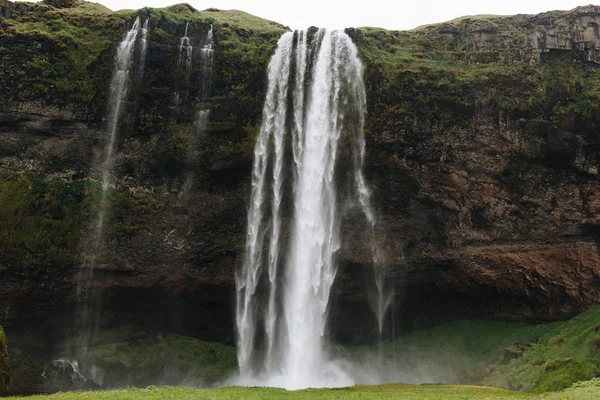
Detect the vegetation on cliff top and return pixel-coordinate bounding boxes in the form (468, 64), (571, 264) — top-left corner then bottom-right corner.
(356, 25), (600, 140)
(0, 1), (284, 120)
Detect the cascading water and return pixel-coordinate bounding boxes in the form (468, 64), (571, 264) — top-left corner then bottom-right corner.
(194, 24), (214, 136)
(69, 16), (144, 385)
(95, 16), (142, 235)
(193, 109), (210, 138)
(138, 18), (149, 79)
(179, 22), (193, 71)
(199, 24), (214, 100)
(354, 132), (393, 363)
(176, 21), (194, 121)
(236, 32), (293, 381)
(236, 29), (374, 390)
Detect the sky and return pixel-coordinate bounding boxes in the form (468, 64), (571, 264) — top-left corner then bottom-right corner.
(68, 0), (591, 30)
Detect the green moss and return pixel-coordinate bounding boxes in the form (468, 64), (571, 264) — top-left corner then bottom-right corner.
(483, 306), (600, 391)
(0, 1), (128, 114)
(0, 326), (10, 393)
(0, 174), (91, 271)
(394, 319), (557, 380)
(533, 358), (600, 392)
(85, 331), (237, 383)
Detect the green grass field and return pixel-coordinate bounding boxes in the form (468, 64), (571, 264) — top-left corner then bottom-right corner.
(10, 381), (600, 400)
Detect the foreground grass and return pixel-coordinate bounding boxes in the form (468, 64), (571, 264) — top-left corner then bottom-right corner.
(14, 383), (597, 400)
(13, 384), (527, 399)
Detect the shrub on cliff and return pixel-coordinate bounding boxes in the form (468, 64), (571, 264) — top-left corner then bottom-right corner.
(0, 326), (11, 393)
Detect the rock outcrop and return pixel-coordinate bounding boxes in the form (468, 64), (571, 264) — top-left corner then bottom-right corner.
(417, 5), (600, 64)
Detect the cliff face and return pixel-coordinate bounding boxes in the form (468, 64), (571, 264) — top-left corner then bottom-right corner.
(417, 5), (600, 63)
(1, 1), (600, 351)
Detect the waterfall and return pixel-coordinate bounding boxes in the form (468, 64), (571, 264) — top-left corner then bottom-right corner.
(350, 77), (394, 361)
(176, 21), (194, 121)
(138, 18), (149, 78)
(179, 22), (193, 71)
(199, 24), (214, 100)
(236, 32), (294, 379)
(193, 109), (210, 137)
(70, 16), (144, 385)
(236, 29), (372, 390)
(94, 15), (141, 250)
(194, 24), (214, 135)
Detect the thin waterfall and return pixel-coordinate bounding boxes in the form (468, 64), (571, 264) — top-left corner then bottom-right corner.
(347, 56), (394, 363)
(193, 109), (210, 138)
(176, 21), (193, 121)
(236, 29), (372, 389)
(199, 24), (214, 100)
(70, 16), (143, 385)
(194, 24), (214, 136)
(97, 16), (141, 232)
(179, 22), (193, 71)
(138, 18), (149, 79)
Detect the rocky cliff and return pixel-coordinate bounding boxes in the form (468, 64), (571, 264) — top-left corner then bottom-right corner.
(1, 0), (600, 371)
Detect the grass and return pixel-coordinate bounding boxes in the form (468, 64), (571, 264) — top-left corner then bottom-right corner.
(2, 385), (527, 400)
(389, 319), (558, 382)
(9, 382), (599, 399)
(85, 333), (237, 382)
(338, 321), (544, 385)
(7, 308), (600, 393)
(197, 9), (287, 33)
(482, 306), (600, 392)
(342, 307), (600, 392)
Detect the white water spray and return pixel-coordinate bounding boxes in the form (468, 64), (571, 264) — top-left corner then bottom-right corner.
(236, 29), (373, 390)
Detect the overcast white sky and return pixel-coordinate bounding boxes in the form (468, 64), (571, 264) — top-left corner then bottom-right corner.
(81, 0), (590, 30)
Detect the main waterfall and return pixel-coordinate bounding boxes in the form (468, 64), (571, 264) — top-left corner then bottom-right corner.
(236, 29), (373, 390)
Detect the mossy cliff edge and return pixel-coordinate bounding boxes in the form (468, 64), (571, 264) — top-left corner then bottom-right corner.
(2, 0), (600, 392)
